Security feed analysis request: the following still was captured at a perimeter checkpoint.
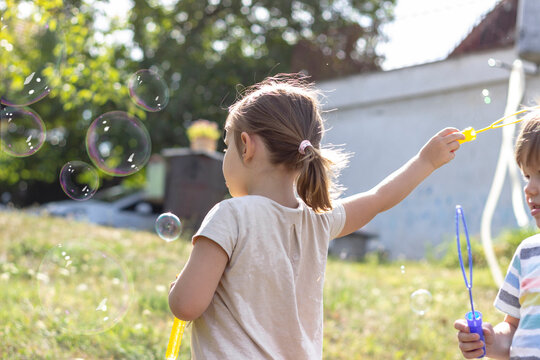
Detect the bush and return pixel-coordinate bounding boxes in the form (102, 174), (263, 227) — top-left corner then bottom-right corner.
(436, 233), (488, 268)
(493, 227), (538, 269)
(436, 226), (538, 269)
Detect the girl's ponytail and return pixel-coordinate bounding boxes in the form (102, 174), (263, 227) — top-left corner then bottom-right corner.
(296, 146), (348, 213)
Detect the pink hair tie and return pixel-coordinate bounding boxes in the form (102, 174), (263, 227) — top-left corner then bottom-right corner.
(298, 140), (312, 155)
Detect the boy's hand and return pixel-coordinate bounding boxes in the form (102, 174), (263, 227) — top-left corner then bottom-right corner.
(454, 319), (494, 359)
(419, 128), (465, 170)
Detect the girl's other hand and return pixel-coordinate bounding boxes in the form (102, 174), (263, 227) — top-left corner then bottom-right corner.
(170, 278), (178, 292)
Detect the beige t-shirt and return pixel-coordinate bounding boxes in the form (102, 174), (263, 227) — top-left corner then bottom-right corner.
(191, 195), (346, 360)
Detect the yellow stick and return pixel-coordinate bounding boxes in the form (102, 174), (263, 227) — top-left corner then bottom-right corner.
(460, 106), (540, 143)
(476, 105), (540, 134)
(165, 317), (187, 360)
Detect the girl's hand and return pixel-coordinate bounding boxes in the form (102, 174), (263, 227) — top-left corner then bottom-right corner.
(454, 319), (495, 359)
(170, 276), (178, 292)
(419, 128), (465, 170)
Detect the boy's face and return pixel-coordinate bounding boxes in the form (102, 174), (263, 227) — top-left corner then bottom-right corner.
(522, 161), (540, 228)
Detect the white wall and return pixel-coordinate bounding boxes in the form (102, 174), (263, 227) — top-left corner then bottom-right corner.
(319, 48), (540, 259)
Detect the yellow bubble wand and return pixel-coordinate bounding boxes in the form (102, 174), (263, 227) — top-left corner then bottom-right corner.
(165, 273), (187, 360)
(165, 317), (187, 360)
(459, 105), (540, 143)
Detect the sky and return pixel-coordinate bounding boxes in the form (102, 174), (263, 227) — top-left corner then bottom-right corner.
(378, 0), (503, 70)
(94, 0), (503, 71)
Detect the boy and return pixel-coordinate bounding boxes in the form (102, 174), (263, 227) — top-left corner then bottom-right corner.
(454, 113), (540, 359)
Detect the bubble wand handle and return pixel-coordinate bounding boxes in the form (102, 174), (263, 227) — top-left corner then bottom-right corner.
(456, 205), (485, 358)
(165, 317), (187, 360)
(166, 273), (187, 360)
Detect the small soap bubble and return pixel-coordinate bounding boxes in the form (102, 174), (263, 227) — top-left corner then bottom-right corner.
(86, 111), (151, 177)
(487, 58), (498, 67)
(0, 3), (64, 106)
(59, 161), (100, 201)
(127, 69), (169, 112)
(36, 241), (132, 335)
(155, 212), (182, 242)
(410, 289), (433, 316)
(0, 105), (46, 157)
(482, 89), (491, 104)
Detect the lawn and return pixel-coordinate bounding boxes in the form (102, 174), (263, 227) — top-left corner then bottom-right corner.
(0, 210), (504, 359)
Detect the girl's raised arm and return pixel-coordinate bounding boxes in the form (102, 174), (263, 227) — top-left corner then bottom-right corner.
(337, 128), (464, 238)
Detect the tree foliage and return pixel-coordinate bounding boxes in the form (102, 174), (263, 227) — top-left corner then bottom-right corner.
(0, 0), (395, 205)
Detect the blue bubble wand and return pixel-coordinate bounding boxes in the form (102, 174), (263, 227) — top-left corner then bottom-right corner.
(456, 205), (485, 358)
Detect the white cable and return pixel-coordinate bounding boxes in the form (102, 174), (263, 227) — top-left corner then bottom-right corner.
(480, 59), (528, 288)
(504, 60), (529, 227)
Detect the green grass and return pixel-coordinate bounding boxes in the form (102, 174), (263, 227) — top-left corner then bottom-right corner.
(1, 210), (505, 359)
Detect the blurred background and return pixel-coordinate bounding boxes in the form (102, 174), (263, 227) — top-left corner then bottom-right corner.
(1, 0), (539, 257)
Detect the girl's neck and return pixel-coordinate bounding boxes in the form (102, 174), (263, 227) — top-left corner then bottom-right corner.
(240, 132), (299, 208)
(247, 168), (299, 208)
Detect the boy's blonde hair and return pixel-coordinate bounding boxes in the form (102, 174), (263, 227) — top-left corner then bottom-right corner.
(226, 73), (347, 213)
(515, 110), (540, 168)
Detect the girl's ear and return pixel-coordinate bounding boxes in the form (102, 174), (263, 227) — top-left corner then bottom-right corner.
(240, 131), (255, 162)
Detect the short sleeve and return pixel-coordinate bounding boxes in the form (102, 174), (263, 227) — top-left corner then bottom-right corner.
(493, 246), (521, 318)
(192, 200), (238, 259)
(327, 201), (346, 239)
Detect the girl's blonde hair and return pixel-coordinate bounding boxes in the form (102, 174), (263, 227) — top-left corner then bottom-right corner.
(226, 73), (348, 213)
(515, 110), (540, 168)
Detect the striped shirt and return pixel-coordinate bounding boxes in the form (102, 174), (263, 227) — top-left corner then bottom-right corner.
(494, 233), (540, 360)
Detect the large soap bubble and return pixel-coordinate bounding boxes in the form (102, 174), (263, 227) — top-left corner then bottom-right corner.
(0, 1), (64, 106)
(86, 111), (151, 177)
(128, 69), (169, 112)
(0, 105), (46, 157)
(59, 161), (100, 201)
(36, 241), (133, 335)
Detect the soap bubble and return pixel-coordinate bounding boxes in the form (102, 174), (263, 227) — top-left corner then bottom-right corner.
(410, 289), (433, 316)
(0, 105), (46, 157)
(86, 111), (151, 176)
(0, 2), (64, 106)
(36, 241), (133, 335)
(59, 161), (100, 201)
(155, 212), (182, 242)
(400, 265), (405, 274)
(481, 89), (491, 105)
(127, 69), (169, 112)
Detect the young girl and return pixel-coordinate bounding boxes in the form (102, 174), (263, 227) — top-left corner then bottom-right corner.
(169, 73), (464, 359)
(454, 113), (540, 359)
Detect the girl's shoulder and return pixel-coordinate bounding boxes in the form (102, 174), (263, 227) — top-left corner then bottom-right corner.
(218, 195), (268, 210)
(211, 196), (274, 219)
(220, 195), (305, 212)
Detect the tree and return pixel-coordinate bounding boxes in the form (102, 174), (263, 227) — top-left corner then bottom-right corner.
(128, 0), (396, 142)
(1, 0), (142, 204)
(0, 0), (395, 206)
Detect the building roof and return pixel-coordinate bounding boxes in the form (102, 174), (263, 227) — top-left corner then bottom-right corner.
(448, 0), (517, 58)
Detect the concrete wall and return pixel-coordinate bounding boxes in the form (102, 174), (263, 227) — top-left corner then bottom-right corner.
(318, 48), (540, 259)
